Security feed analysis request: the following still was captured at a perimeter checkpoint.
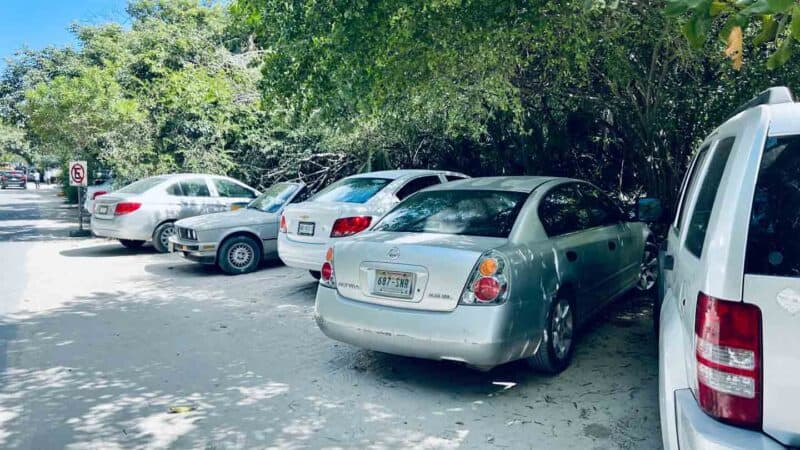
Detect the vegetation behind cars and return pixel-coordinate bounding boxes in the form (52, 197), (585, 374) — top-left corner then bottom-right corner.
(2, 0), (800, 207)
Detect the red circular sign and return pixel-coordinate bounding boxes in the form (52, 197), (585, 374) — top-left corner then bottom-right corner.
(70, 163), (85, 184)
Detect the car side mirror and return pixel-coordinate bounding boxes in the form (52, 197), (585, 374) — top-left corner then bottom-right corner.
(637, 197), (663, 222)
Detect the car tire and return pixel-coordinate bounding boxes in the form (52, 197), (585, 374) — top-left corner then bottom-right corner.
(152, 222), (176, 253)
(119, 239), (145, 249)
(309, 270), (321, 280)
(218, 235), (262, 275)
(527, 295), (575, 375)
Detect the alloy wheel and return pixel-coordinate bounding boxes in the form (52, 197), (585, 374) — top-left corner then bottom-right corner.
(227, 243), (254, 269)
(551, 298), (573, 360)
(636, 242), (658, 291)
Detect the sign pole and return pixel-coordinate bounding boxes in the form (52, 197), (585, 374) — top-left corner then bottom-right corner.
(68, 160), (91, 237)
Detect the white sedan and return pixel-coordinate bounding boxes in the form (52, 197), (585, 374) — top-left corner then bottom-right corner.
(278, 170), (468, 278)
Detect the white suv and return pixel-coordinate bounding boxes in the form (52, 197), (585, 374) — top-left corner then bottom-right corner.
(658, 87), (800, 449)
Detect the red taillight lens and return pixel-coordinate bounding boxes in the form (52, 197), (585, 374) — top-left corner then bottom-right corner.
(114, 202), (141, 216)
(330, 216), (372, 238)
(279, 215), (287, 233)
(321, 262), (333, 281)
(694, 293), (762, 429)
(473, 277), (501, 302)
(92, 191), (108, 200)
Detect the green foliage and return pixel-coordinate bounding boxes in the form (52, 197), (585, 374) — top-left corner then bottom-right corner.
(666, 0), (800, 68)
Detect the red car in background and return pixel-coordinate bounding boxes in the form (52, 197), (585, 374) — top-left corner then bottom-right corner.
(0, 170), (27, 189)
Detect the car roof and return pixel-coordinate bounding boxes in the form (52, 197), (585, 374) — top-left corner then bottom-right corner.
(347, 169), (465, 180)
(426, 176), (563, 193)
(764, 102), (800, 136)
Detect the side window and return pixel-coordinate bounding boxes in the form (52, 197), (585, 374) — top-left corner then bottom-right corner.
(176, 179), (211, 197)
(166, 183), (183, 196)
(396, 176), (442, 200)
(685, 137), (735, 257)
(579, 184), (622, 228)
(538, 184), (590, 237)
(675, 145), (710, 231)
(445, 175), (468, 182)
(745, 135), (800, 277)
(213, 179), (256, 198)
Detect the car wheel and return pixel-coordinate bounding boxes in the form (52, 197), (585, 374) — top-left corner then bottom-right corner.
(119, 239), (145, 249)
(527, 296), (575, 375)
(152, 222), (176, 253)
(309, 270), (321, 280)
(635, 239), (659, 294)
(218, 236), (261, 275)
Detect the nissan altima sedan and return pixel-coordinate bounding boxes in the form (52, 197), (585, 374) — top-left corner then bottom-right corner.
(278, 170), (469, 279)
(91, 174), (259, 252)
(169, 182), (308, 274)
(314, 177), (660, 372)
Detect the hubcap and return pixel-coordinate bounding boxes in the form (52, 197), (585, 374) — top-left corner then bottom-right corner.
(551, 299), (573, 360)
(160, 225), (176, 248)
(228, 243), (254, 269)
(637, 243), (658, 291)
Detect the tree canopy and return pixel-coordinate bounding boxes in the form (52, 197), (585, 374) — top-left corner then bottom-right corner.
(2, 0), (799, 205)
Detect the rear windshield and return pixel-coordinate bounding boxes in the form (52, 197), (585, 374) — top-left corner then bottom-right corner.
(116, 176), (168, 194)
(745, 135), (800, 278)
(309, 177), (391, 204)
(248, 183), (301, 213)
(373, 190), (528, 238)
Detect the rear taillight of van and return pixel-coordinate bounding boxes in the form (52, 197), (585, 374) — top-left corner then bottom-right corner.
(694, 292), (762, 428)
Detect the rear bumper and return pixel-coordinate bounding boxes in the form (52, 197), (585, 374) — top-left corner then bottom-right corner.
(314, 285), (539, 368)
(2, 181), (26, 188)
(91, 215), (153, 241)
(674, 389), (786, 450)
(169, 236), (217, 264)
(277, 234), (328, 271)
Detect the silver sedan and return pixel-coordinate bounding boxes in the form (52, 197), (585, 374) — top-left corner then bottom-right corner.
(169, 182), (308, 274)
(91, 174), (259, 252)
(314, 176), (660, 372)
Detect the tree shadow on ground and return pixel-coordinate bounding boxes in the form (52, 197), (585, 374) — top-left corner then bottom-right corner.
(59, 243), (158, 258)
(0, 280), (659, 449)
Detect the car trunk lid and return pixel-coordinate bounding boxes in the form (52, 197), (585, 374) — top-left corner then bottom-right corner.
(283, 201), (370, 244)
(331, 231), (506, 312)
(92, 193), (136, 219)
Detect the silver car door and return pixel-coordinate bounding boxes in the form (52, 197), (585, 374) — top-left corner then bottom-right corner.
(538, 183), (604, 323)
(211, 177), (258, 211)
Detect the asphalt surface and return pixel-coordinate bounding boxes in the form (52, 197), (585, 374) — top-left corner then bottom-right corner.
(0, 187), (662, 449)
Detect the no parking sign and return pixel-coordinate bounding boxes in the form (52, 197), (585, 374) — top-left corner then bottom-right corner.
(69, 161), (87, 187)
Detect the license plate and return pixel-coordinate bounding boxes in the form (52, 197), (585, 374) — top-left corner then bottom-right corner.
(97, 205), (108, 214)
(297, 221), (315, 236)
(373, 270), (414, 298)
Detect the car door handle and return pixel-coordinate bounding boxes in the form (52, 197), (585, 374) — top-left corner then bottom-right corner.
(662, 254), (674, 271)
(608, 240), (617, 251)
(566, 250), (578, 262)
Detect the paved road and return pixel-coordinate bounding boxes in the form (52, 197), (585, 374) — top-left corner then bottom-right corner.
(0, 188), (661, 449)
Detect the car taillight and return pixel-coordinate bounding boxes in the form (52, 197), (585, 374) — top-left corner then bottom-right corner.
(114, 202), (141, 216)
(694, 292), (762, 429)
(330, 216), (372, 238)
(92, 191), (108, 200)
(459, 251), (509, 305)
(320, 247), (335, 288)
(279, 215), (287, 233)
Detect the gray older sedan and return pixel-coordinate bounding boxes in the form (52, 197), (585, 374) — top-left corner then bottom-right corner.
(315, 177), (660, 372)
(169, 182), (308, 274)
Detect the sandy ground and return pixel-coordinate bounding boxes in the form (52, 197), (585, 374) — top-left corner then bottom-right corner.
(0, 188), (662, 449)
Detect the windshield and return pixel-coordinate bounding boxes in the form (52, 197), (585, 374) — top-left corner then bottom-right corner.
(373, 189), (528, 238)
(117, 176), (168, 194)
(309, 177), (391, 204)
(248, 183), (301, 213)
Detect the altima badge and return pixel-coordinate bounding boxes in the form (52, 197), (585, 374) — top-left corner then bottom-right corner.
(387, 247), (400, 259)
